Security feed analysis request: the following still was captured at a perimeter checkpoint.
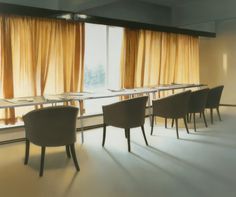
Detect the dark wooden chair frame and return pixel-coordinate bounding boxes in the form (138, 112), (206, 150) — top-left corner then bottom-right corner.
(187, 88), (209, 131)
(205, 86), (224, 124)
(151, 91), (191, 139)
(102, 96), (149, 152)
(23, 106), (80, 177)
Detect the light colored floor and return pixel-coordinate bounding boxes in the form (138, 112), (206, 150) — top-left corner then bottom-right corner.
(0, 107), (236, 197)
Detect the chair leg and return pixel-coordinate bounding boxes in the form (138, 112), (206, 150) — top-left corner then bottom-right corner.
(66, 145), (71, 158)
(141, 126), (148, 146)
(189, 113), (192, 122)
(210, 108), (213, 124)
(102, 124), (106, 146)
(126, 129), (131, 152)
(171, 118), (174, 128)
(216, 107), (222, 121)
(187, 113), (191, 123)
(183, 117), (189, 134)
(39, 146), (46, 177)
(124, 130), (128, 138)
(165, 118), (167, 128)
(187, 113), (189, 122)
(175, 119), (179, 139)
(70, 144), (80, 171)
(24, 139), (30, 165)
(193, 113), (196, 132)
(202, 111), (208, 128)
(151, 115), (155, 135)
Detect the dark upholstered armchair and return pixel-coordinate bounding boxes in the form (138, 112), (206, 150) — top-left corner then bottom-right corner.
(188, 88), (209, 131)
(151, 91), (191, 139)
(102, 96), (148, 152)
(205, 85), (224, 124)
(23, 106), (79, 176)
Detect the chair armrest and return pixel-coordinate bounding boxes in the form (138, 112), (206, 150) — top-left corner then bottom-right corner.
(152, 91), (191, 118)
(102, 96), (148, 128)
(103, 102), (126, 128)
(153, 97), (175, 117)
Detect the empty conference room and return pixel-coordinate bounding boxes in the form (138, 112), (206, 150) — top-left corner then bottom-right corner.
(0, 0), (235, 197)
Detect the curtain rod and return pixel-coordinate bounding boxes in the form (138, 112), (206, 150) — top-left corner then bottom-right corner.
(75, 14), (216, 37)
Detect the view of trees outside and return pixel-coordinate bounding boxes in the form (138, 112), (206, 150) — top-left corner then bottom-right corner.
(84, 64), (105, 90)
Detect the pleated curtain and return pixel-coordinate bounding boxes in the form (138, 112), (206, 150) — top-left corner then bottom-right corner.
(120, 28), (200, 89)
(0, 15), (85, 124)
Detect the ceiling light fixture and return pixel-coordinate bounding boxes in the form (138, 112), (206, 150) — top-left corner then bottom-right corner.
(75, 14), (88, 19)
(57, 14), (72, 20)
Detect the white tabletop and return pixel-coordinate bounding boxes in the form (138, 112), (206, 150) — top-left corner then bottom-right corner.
(0, 84), (205, 109)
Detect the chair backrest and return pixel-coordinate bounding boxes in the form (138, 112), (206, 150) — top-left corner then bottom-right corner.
(103, 96), (148, 129)
(188, 88), (209, 113)
(23, 106), (79, 147)
(206, 85), (224, 108)
(153, 90), (191, 118)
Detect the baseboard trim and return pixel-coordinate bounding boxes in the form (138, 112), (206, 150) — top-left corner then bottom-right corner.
(220, 104), (236, 107)
(76, 124), (104, 131)
(0, 138), (26, 145)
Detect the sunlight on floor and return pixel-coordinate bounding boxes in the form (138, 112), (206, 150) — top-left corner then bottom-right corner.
(0, 107), (236, 197)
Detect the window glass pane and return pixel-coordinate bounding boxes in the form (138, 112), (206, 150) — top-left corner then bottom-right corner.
(83, 24), (123, 115)
(84, 23), (106, 91)
(108, 26), (123, 90)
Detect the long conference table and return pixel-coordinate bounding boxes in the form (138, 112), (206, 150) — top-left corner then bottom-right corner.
(0, 84), (206, 144)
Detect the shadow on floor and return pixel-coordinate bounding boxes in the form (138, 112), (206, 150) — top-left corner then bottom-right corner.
(132, 141), (235, 188)
(103, 148), (140, 185)
(25, 151), (74, 171)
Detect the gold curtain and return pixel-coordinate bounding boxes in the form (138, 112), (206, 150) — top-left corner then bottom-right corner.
(120, 28), (140, 89)
(120, 28), (200, 89)
(0, 17), (16, 124)
(0, 15), (85, 124)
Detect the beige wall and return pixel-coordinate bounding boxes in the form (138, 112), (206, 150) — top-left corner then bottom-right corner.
(200, 19), (236, 105)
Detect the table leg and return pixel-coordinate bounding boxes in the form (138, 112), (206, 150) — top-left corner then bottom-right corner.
(79, 100), (84, 143)
(147, 93), (152, 125)
(152, 92), (157, 100)
(152, 92), (157, 125)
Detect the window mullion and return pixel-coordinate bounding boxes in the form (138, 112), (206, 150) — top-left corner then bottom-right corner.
(106, 26), (109, 89)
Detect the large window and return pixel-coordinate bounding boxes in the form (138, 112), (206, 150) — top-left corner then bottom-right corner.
(84, 23), (123, 114)
(107, 26), (123, 90)
(84, 24), (106, 91)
